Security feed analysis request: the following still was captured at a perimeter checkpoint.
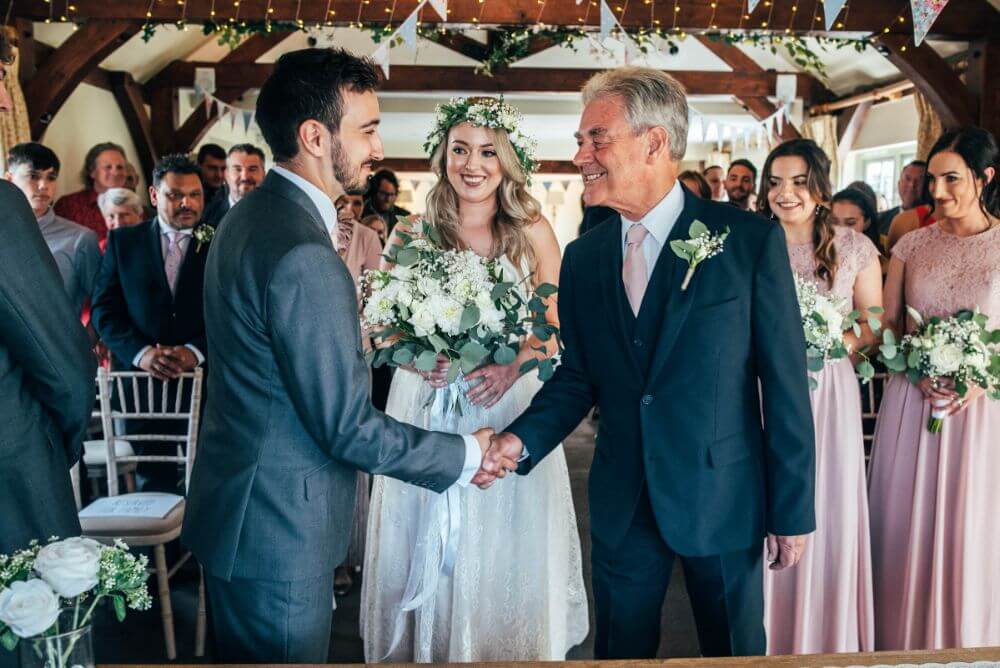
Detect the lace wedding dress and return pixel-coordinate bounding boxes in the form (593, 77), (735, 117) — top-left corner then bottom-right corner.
(361, 254), (589, 663)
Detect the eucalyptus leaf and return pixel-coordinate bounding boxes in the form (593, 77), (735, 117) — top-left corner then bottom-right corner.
(538, 358), (555, 381)
(415, 350), (439, 372)
(868, 306), (885, 314)
(494, 346), (517, 365)
(884, 354), (908, 372)
(955, 380), (969, 397)
(428, 334), (449, 353)
(113, 594), (127, 622)
(882, 329), (896, 346)
(852, 322), (862, 337)
(867, 317), (882, 333)
(460, 305), (481, 332)
(905, 305), (924, 327)
(688, 220), (709, 238)
(856, 360), (875, 381)
(808, 376), (818, 391)
(879, 343), (898, 360)
(670, 240), (697, 258)
(459, 341), (490, 366)
(447, 362), (462, 384)
(519, 358), (540, 374)
(535, 283), (558, 299)
(806, 356), (826, 372)
(392, 348), (415, 366)
(395, 247), (419, 267)
(491, 282), (514, 301)
(532, 326), (553, 342)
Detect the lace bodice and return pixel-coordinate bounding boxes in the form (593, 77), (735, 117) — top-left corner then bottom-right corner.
(787, 225), (880, 302)
(892, 223), (1000, 329)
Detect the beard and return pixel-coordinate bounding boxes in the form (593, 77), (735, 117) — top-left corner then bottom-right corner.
(330, 135), (369, 193)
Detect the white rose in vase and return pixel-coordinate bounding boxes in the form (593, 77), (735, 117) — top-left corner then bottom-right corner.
(34, 537), (102, 598)
(0, 579), (60, 638)
(928, 342), (964, 375)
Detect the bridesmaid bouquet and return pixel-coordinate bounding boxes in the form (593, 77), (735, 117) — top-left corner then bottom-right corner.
(361, 220), (561, 386)
(879, 307), (1000, 433)
(794, 275), (881, 389)
(0, 537), (151, 658)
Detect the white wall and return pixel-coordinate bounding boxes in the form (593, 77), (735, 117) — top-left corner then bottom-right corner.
(39, 83), (148, 198)
(853, 96), (919, 151)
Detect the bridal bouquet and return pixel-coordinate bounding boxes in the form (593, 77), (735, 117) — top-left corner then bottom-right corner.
(0, 537), (151, 666)
(362, 221), (561, 386)
(879, 307), (1000, 433)
(794, 275), (881, 389)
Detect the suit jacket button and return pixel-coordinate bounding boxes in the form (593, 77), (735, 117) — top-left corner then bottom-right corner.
(641, 394), (653, 406)
(633, 338), (643, 347)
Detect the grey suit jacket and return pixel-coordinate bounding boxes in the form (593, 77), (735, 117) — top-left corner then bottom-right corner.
(0, 181), (97, 552)
(182, 171), (466, 581)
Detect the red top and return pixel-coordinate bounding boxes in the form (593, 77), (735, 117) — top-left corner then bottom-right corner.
(54, 189), (108, 243)
(916, 204), (936, 228)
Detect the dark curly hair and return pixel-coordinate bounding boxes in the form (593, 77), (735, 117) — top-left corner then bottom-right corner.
(152, 153), (202, 188)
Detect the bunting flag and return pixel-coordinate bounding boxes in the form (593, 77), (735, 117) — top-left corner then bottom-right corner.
(775, 106), (785, 135)
(822, 0), (848, 30)
(426, 0), (447, 21)
(398, 8), (419, 50)
(372, 41), (391, 78)
(242, 110), (255, 133)
(911, 0), (950, 46)
(599, 0), (614, 42)
(747, 0), (762, 13)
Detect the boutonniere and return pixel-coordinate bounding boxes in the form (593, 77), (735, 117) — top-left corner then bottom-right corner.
(193, 224), (215, 253)
(669, 220), (729, 291)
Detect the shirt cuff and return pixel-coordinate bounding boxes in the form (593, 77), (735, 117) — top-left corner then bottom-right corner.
(185, 344), (205, 366)
(453, 434), (482, 488)
(132, 345), (152, 368)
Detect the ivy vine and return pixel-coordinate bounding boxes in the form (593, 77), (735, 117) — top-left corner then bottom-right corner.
(140, 19), (871, 80)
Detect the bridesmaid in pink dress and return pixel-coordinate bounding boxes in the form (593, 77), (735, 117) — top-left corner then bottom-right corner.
(869, 126), (1000, 650)
(758, 139), (880, 655)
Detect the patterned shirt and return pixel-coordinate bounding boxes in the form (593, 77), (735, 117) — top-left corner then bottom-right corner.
(37, 208), (101, 316)
(54, 189), (108, 243)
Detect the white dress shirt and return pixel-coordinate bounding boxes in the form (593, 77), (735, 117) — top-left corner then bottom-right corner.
(131, 218), (205, 368)
(272, 165), (483, 488)
(620, 179), (685, 279)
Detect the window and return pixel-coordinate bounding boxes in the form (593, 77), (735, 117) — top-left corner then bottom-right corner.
(863, 157), (897, 210)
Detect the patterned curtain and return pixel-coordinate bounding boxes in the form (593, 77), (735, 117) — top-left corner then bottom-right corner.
(801, 114), (840, 190)
(913, 91), (943, 161)
(0, 26), (32, 173)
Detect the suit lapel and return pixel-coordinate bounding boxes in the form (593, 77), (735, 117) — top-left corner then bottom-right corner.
(646, 188), (702, 388)
(598, 215), (643, 383)
(146, 220), (171, 298)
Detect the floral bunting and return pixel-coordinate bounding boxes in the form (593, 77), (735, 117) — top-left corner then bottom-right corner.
(910, 0), (950, 46)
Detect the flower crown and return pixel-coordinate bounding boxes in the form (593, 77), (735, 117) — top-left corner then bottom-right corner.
(423, 96), (539, 181)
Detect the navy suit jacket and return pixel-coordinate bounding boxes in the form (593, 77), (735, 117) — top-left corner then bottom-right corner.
(91, 219), (208, 370)
(508, 188), (816, 557)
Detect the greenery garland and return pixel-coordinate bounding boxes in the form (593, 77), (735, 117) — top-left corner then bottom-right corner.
(139, 19), (871, 79)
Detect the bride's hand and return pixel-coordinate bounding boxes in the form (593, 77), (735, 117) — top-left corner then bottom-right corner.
(404, 354), (451, 389)
(465, 362), (521, 408)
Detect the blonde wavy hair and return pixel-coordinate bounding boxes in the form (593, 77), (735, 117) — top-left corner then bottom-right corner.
(425, 115), (541, 272)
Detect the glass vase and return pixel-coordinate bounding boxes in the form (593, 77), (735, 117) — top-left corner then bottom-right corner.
(18, 610), (94, 668)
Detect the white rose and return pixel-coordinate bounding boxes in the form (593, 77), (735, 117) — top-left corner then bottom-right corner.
(34, 537), (102, 598)
(0, 580), (60, 638)
(416, 276), (442, 297)
(410, 304), (437, 338)
(928, 343), (964, 375)
(396, 284), (414, 308)
(816, 299), (844, 335)
(429, 295), (464, 335)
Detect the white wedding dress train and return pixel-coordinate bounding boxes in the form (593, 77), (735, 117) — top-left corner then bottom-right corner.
(360, 256), (589, 663)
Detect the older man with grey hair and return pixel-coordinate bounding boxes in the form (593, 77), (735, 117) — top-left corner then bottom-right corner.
(488, 66), (816, 658)
(97, 187), (145, 233)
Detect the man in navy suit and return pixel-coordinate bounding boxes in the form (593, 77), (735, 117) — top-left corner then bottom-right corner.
(489, 67), (816, 658)
(91, 153), (209, 491)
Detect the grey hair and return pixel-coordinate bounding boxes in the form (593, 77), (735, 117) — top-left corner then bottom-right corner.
(97, 188), (143, 215)
(581, 66), (689, 162)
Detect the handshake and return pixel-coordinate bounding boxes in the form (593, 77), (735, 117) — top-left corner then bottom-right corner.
(468, 428), (525, 489)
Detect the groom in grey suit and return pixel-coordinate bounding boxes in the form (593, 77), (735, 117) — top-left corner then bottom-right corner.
(181, 48), (505, 663)
(0, 33), (96, 558)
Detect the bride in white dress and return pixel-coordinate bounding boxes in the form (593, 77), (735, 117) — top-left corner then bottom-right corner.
(361, 98), (589, 663)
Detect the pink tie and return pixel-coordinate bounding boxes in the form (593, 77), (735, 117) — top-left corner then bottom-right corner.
(623, 223), (649, 316)
(164, 231), (183, 296)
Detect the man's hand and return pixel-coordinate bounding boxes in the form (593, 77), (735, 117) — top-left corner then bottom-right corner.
(162, 346), (199, 373)
(766, 533), (808, 571)
(138, 345), (175, 381)
(472, 431), (524, 489)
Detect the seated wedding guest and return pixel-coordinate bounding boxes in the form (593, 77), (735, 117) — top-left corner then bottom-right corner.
(679, 169), (711, 199)
(98, 187), (144, 234)
(91, 153), (209, 492)
(869, 126), (1000, 651)
(5, 142), (100, 318)
(725, 158), (757, 211)
(0, 31), (96, 554)
(361, 213), (388, 246)
(886, 199), (936, 251)
(331, 192), (383, 597)
(363, 168), (410, 234)
(876, 160), (926, 238)
(703, 164), (726, 201)
(54, 141), (127, 244)
(760, 139), (880, 655)
(197, 143), (227, 204)
(203, 143), (267, 227)
(831, 187), (882, 251)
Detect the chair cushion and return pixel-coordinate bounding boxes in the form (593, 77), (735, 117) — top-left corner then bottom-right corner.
(82, 439), (135, 465)
(80, 494), (185, 542)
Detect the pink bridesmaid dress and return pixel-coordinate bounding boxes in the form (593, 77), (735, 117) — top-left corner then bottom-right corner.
(764, 226), (877, 655)
(868, 223), (1000, 650)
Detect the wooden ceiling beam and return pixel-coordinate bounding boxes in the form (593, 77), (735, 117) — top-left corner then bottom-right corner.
(427, 32), (488, 61)
(23, 20), (140, 138)
(876, 33), (978, 129)
(7, 1), (996, 39)
(146, 62), (822, 100)
(109, 71), (158, 180)
(965, 37), (1000, 140)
